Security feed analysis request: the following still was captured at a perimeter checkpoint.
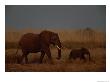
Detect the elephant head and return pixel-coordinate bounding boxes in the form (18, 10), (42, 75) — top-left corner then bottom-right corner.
(50, 33), (61, 59)
(39, 30), (61, 60)
(80, 47), (91, 61)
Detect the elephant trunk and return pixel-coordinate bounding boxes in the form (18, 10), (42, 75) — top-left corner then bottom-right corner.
(56, 43), (61, 60)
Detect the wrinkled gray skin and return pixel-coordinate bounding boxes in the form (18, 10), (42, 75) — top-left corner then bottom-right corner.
(69, 47), (91, 61)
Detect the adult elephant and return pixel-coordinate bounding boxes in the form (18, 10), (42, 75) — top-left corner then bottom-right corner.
(69, 47), (91, 62)
(16, 30), (61, 64)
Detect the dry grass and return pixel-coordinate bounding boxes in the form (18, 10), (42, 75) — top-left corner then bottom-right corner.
(5, 48), (106, 72)
(5, 63), (105, 72)
(5, 29), (106, 72)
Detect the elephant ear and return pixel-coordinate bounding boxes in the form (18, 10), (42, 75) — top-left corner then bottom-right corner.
(39, 30), (53, 45)
(50, 33), (57, 41)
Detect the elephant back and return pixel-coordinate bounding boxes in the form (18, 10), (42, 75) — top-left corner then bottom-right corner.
(19, 33), (40, 50)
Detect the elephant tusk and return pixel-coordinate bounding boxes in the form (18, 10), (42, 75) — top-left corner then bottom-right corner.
(56, 45), (61, 50)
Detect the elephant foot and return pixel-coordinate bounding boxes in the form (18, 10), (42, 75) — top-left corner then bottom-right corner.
(56, 57), (60, 60)
(39, 60), (43, 64)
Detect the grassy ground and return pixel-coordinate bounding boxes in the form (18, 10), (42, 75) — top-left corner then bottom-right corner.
(5, 48), (106, 72)
(5, 29), (106, 72)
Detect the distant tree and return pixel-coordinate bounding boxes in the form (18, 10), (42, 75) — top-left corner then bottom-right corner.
(82, 27), (95, 43)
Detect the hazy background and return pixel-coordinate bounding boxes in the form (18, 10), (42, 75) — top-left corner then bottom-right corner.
(5, 5), (106, 47)
(5, 5), (106, 31)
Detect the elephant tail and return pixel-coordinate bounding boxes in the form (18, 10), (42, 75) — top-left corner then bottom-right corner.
(15, 45), (19, 55)
(15, 45), (20, 63)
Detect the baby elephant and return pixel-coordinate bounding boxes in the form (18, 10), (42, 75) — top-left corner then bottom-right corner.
(69, 47), (91, 62)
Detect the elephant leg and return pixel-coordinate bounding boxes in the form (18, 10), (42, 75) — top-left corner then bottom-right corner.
(21, 50), (29, 64)
(44, 48), (53, 64)
(69, 54), (72, 60)
(39, 51), (45, 63)
(81, 55), (86, 62)
(73, 57), (76, 60)
(20, 54), (25, 64)
(24, 55), (28, 64)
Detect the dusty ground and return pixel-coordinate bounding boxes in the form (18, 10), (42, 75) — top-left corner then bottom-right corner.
(5, 48), (106, 72)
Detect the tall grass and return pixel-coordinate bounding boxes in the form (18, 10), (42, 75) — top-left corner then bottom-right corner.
(6, 41), (106, 50)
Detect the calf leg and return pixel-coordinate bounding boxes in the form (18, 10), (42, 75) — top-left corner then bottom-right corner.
(81, 55), (86, 62)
